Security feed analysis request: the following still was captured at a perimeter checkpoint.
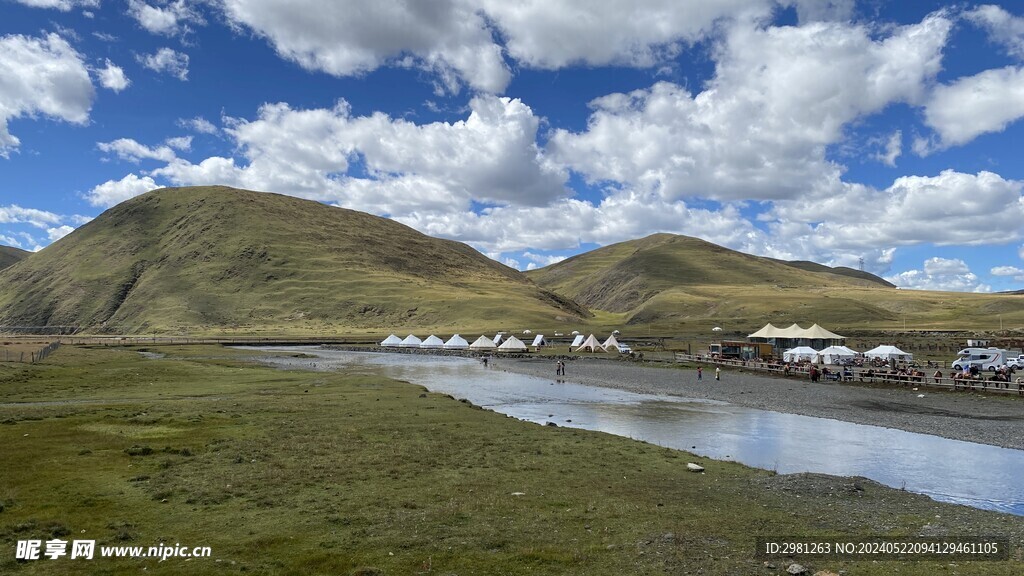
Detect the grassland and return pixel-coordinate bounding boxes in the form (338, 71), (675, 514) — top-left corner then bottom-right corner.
(1, 345), (1021, 575)
(0, 245), (29, 272)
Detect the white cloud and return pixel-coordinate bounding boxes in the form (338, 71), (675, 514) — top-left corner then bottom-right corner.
(0, 33), (94, 158)
(86, 174), (161, 207)
(887, 258), (991, 293)
(127, 0), (205, 36)
(219, 0), (511, 93)
(0, 234), (22, 248)
(549, 12), (951, 201)
(967, 4), (1024, 59)
(96, 59), (130, 92)
(923, 66), (1024, 149)
(146, 95), (566, 209)
(992, 265), (1024, 278)
(0, 205), (64, 228)
(137, 47), (189, 80)
(46, 225), (75, 241)
(178, 116), (217, 134)
(874, 130), (901, 167)
(98, 138), (178, 162)
(765, 170), (1024, 255)
(165, 136), (192, 151)
(522, 251), (567, 268)
(12, 0), (98, 11)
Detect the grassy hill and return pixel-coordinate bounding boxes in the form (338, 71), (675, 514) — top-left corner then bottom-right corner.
(527, 233), (1024, 332)
(0, 245), (30, 271)
(0, 186), (587, 334)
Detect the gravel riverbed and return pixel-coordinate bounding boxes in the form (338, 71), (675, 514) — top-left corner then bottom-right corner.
(496, 357), (1024, 451)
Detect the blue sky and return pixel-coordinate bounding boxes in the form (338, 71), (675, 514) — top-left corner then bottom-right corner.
(2, 0), (1024, 292)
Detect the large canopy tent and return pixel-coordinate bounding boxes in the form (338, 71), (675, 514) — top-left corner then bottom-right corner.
(399, 334), (422, 348)
(443, 334), (469, 349)
(531, 335), (547, 347)
(575, 334), (604, 352)
(863, 345), (913, 362)
(498, 336), (528, 351)
(380, 334), (402, 347)
(469, 335), (496, 350)
(749, 322), (846, 349)
(783, 346), (819, 362)
(602, 334), (621, 352)
(420, 335), (445, 349)
(570, 334), (585, 347)
(818, 345), (857, 364)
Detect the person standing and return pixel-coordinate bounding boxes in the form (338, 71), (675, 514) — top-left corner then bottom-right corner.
(697, 366), (703, 381)
(715, 367), (721, 381)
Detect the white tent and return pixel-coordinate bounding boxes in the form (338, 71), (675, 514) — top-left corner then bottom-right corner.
(380, 334), (402, 347)
(783, 346), (818, 362)
(531, 334), (547, 347)
(399, 334), (422, 348)
(523, 329), (532, 335)
(818, 345), (856, 364)
(712, 326), (723, 332)
(571, 330), (580, 335)
(493, 334), (505, 345)
(443, 334), (469, 349)
(602, 334), (620, 352)
(469, 335), (496, 350)
(570, 334), (585, 347)
(575, 334), (604, 352)
(498, 336), (528, 351)
(804, 323), (846, 340)
(863, 345), (913, 361)
(420, 335), (444, 348)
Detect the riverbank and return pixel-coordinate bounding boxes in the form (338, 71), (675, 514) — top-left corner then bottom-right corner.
(498, 356), (1024, 451)
(2, 345), (1023, 575)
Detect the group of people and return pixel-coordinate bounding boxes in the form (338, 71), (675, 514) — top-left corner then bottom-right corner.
(555, 360), (566, 376)
(696, 366), (721, 381)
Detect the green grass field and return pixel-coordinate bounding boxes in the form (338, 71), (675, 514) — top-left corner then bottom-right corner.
(1, 345), (1021, 575)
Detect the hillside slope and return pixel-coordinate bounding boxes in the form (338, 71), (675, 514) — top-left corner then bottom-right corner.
(0, 186), (586, 333)
(526, 233), (1021, 330)
(0, 245), (30, 271)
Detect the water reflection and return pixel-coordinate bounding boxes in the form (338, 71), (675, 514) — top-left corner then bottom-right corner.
(249, 347), (1024, 516)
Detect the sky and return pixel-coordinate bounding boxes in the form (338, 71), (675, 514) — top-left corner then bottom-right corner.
(2, 0), (1024, 293)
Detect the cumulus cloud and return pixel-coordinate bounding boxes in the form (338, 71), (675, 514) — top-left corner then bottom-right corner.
(219, 0), (511, 93)
(765, 170), (1024, 257)
(137, 47), (189, 80)
(98, 138), (178, 162)
(12, 0), (98, 11)
(86, 174), (161, 207)
(887, 257), (991, 293)
(127, 0), (205, 36)
(96, 59), (130, 92)
(922, 66), (1024, 149)
(0, 33), (94, 158)
(991, 265), (1024, 280)
(967, 4), (1024, 59)
(165, 136), (192, 151)
(0, 205), (64, 228)
(549, 12), (951, 201)
(143, 95), (566, 210)
(46, 225), (75, 242)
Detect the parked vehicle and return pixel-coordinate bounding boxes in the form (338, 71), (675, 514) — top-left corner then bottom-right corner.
(616, 344), (632, 354)
(951, 347), (1009, 372)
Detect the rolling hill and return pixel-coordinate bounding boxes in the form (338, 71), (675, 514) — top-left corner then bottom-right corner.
(0, 245), (30, 271)
(0, 186), (587, 334)
(526, 233), (1024, 331)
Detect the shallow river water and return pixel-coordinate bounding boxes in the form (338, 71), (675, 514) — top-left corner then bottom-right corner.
(249, 347), (1024, 516)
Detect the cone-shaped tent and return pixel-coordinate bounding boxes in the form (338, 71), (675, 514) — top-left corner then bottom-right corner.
(531, 334), (547, 346)
(399, 334), (421, 348)
(469, 335), (496, 350)
(575, 334), (604, 352)
(570, 334), (585, 347)
(498, 336), (528, 351)
(443, 334), (469, 349)
(420, 335), (444, 348)
(602, 334), (620, 352)
(380, 334), (402, 347)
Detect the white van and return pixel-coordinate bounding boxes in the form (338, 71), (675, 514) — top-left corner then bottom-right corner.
(951, 347), (1008, 372)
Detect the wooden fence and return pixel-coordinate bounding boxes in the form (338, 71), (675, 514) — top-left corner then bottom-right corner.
(674, 353), (1022, 396)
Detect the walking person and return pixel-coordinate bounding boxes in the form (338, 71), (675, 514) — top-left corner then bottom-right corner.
(715, 367), (720, 381)
(697, 366), (703, 381)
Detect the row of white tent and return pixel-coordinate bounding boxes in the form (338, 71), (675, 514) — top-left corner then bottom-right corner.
(380, 333), (531, 351)
(782, 344), (913, 364)
(570, 333), (622, 352)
